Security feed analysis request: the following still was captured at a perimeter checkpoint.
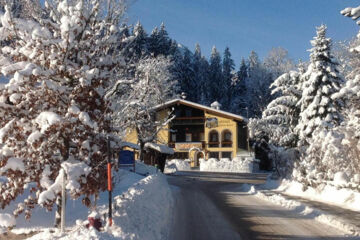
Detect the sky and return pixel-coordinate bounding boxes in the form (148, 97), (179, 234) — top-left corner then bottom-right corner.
(127, 0), (360, 67)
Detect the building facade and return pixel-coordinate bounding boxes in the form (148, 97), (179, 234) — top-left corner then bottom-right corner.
(124, 99), (249, 167)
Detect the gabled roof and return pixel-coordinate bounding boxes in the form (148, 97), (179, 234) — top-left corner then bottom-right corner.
(152, 99), (247, 122)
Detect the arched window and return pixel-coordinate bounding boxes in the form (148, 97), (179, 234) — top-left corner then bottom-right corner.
(221, 130), (232, 147)
(209, 130), (219, 147)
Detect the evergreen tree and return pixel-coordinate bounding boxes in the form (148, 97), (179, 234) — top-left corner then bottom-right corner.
(222, 47), (235, 109)
(246, 51), (271, 117)
(128, 21), (149, 61)
(149, 26), (160, 55)
(296, 25), (343, 145)
(178, 48), (196, 101)
(208, 46), (223, 104)
(230, 58), (247, 114)
(148, 23), (171, 57)
(192, 43), (203, 103)
(261, 71), (302, 147)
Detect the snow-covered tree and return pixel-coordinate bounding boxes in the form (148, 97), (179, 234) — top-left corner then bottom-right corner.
(296, 25), (343, 145)
(246, 51), (272, 117)
(260, 71), (302, 147)
(0, 0), (42, 19)
(222, 46), (235, 109)
(0, 0), (126, 219)
(124, 21), (149, 63)
(111, 56), (177, 160)
(263, 47), (295, 80)
(208, 46), (223, 104)
(230, 58), (247, 115)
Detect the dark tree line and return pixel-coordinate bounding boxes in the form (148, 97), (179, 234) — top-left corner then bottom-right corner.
(118, 22), (295, 118)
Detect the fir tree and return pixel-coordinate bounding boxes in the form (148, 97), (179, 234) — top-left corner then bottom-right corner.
(128, 21), (149, 61)
(261, 71), (302, 147)
(230, 58), (247, 114)
(222, 47), (235, 109)
(208, 46), (223, 104)
(296, 25), (343, 145)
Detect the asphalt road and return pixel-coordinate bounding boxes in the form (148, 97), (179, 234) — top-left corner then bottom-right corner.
(167, 171), (355, 240)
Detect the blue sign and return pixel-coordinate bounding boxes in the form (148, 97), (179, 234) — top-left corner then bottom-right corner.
(119, 150), (135, 165)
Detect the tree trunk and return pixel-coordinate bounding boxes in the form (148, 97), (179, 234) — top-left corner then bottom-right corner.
(139, 140), (145, 162)
(54, 196), (61, 228)
(54, 138), (69, 228)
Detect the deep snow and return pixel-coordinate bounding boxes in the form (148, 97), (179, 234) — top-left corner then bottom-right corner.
(242, 177), (360, 236)
(1, 162), (174, 240)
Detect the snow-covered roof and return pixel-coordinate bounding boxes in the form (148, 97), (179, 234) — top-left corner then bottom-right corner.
(152, 99), (247, 122)
(144, 142), (174, 155)
(119, 141), (140, 150)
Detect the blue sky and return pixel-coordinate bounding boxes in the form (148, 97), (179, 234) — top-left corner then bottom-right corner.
(127, 0), (360, 67)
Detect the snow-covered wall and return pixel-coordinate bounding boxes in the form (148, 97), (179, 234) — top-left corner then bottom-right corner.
(200, 157), (259, 173)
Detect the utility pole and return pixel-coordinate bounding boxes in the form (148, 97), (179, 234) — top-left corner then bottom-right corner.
(245, 107), (251, 155)
(107, 136), (113, 226)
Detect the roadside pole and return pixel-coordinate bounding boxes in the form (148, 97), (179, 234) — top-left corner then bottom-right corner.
(107, 136), (113, 226)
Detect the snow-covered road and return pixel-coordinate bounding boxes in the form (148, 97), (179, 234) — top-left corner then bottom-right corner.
(167, 172), (351, 240)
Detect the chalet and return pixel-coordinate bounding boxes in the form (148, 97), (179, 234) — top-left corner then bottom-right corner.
(124, 99), (250, 167)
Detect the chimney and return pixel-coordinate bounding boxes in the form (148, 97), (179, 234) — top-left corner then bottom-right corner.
(210, 101), (221, 110)
(181, 92), (187, 100)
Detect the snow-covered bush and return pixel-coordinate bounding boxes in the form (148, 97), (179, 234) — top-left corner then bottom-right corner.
(0, 0), (127, 219)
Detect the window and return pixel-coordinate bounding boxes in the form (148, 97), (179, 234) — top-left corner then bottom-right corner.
(185, 133), (192, 142)
(209, 152), (219, 159)
(209, 130), (219, 147)
(199, 132), (204, 141)
(221, 152), (232, 159)
(222, 130), (232, 147)
(171, 134), (176, 142)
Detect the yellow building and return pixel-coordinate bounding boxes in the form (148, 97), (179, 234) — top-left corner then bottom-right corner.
(124, 99), (249, 167)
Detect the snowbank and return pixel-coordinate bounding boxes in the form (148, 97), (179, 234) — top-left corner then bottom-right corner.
(28, 173), (173, 240)
(241, 177), (360, 235)
(164, 159), (191, 173)
(3, 167), (173, 240)
(134, 161), (158, 175)
(199, 157), (259, 173)
(271, 179), (360, 212)
(241, 182), (360, 236)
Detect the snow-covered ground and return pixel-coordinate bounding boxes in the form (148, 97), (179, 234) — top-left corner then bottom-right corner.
(241, 177), (360, 235)
(1, 162), (174, 240)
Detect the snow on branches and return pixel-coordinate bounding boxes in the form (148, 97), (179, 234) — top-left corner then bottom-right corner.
(0, 0), (127, 219)
(110, 55), (177, 159)
(296, 25), (343, 145)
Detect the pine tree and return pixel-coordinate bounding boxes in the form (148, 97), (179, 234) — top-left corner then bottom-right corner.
(261, 71), (302, 147)
(208, 46), (223, 104)
(149, 26), (160, 55)
(177, 48), (196, 101)
(246, 51), (271, 117)
(128, 21), (149, 61)
(192, 43), (203, 103)
(148, 23), (171, 57)
(296, 25), (343, 145)
(222, 47), (235, 110)
(230, 58), (247, 114)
